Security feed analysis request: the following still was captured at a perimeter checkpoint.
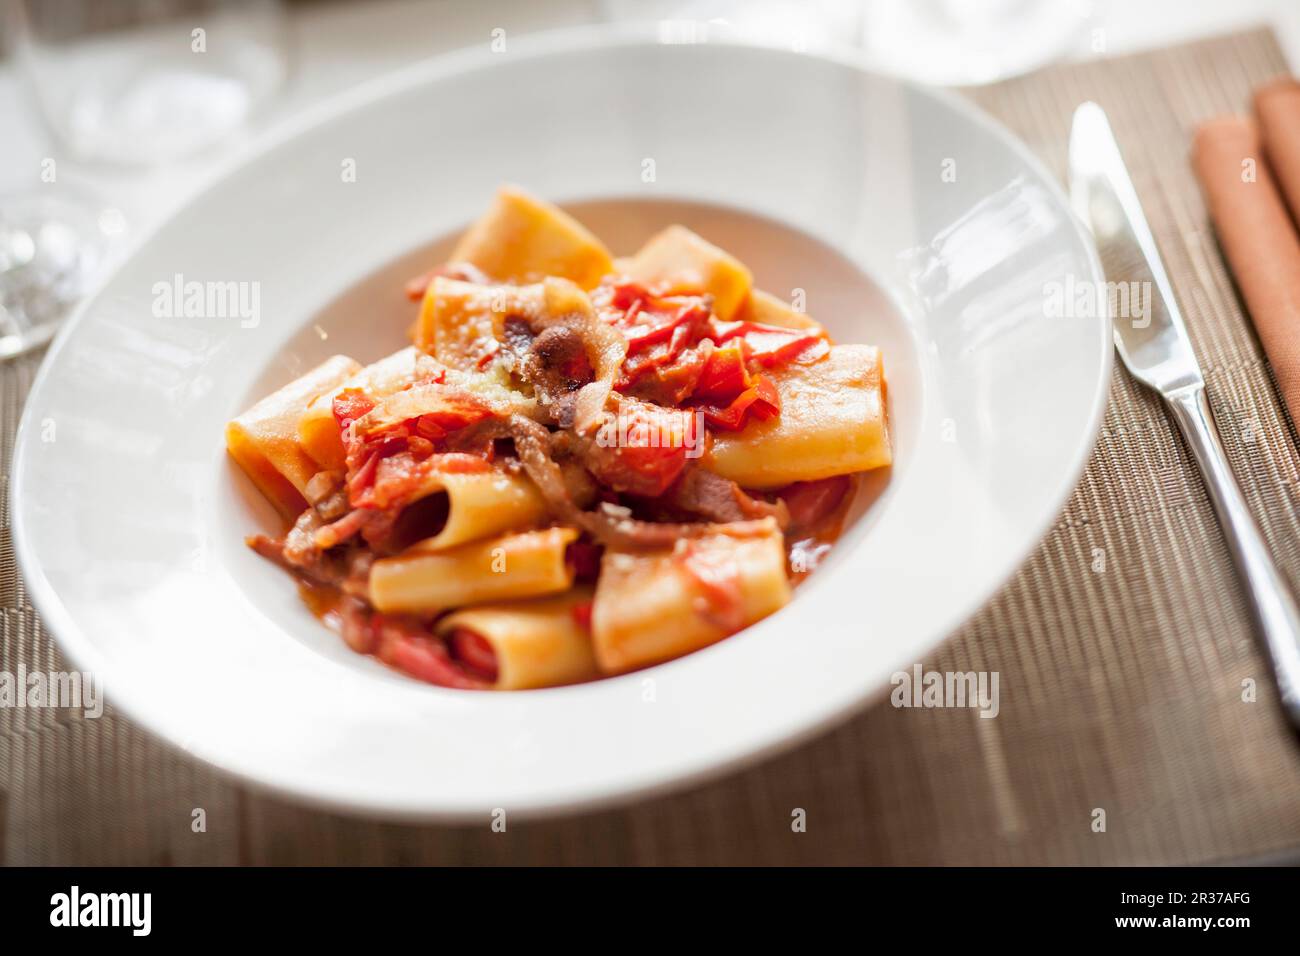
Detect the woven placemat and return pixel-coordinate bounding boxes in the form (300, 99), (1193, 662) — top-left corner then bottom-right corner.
(4, 28), (1300, 865)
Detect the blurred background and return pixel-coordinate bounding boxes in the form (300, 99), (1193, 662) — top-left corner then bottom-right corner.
(1, 0), (1298, 357)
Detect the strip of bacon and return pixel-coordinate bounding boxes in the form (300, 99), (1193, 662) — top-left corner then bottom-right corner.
(508, 414), (777, 550)
(775, 475), (852, 536)
(447, 628), (500, 683)
(375, 617), (491, 690)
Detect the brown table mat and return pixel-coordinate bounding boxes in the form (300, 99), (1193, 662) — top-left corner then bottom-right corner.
(4, 28), (1300, 866)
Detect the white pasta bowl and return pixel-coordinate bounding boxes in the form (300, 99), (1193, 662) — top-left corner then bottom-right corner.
(11, 26), (1109, 819)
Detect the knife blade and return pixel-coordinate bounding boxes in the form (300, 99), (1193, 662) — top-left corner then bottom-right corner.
(1068, 100), (1300, 732)
(1069, 102), (1203, 394)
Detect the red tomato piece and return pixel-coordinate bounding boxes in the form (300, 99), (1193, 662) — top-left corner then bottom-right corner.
(680, 543), (744, 633)
(332, 388), (376, 431)
(694, 342), (751, 402)
(625, 344), (709, 406)
(749, 375), (781, 420)
(606, 280), (654, 311)
(588, 400), (697, 497)
(694, 374), (779, 431)
(706, 318), (826, 367)
(338, 389), (495, 510)
(598, 281), (713, 388)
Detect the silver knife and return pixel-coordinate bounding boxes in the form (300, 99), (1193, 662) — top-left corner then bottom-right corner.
(1069, 100), (1300, 732)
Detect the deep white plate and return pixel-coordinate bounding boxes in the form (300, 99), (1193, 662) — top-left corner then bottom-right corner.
(12, 26), (1109, 820)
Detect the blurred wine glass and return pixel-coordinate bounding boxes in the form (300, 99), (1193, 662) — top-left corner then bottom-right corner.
(1, 0), (289, 358)
(599, 0), (1091, 86)
(598, 0), (865, 52)
(858, 0), (1092, 86)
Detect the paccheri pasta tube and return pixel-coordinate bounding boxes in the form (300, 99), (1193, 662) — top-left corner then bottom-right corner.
(449, 185), (614, 290)
(369, 527), (578, 614)
(406, 469), (548, 552)
(226, 355), (360, 518)
(591, 519), (791, 674)
(436, 588), (598, 690)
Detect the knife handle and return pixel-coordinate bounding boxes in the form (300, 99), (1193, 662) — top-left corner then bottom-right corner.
(1165, 384), (1300, 731)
